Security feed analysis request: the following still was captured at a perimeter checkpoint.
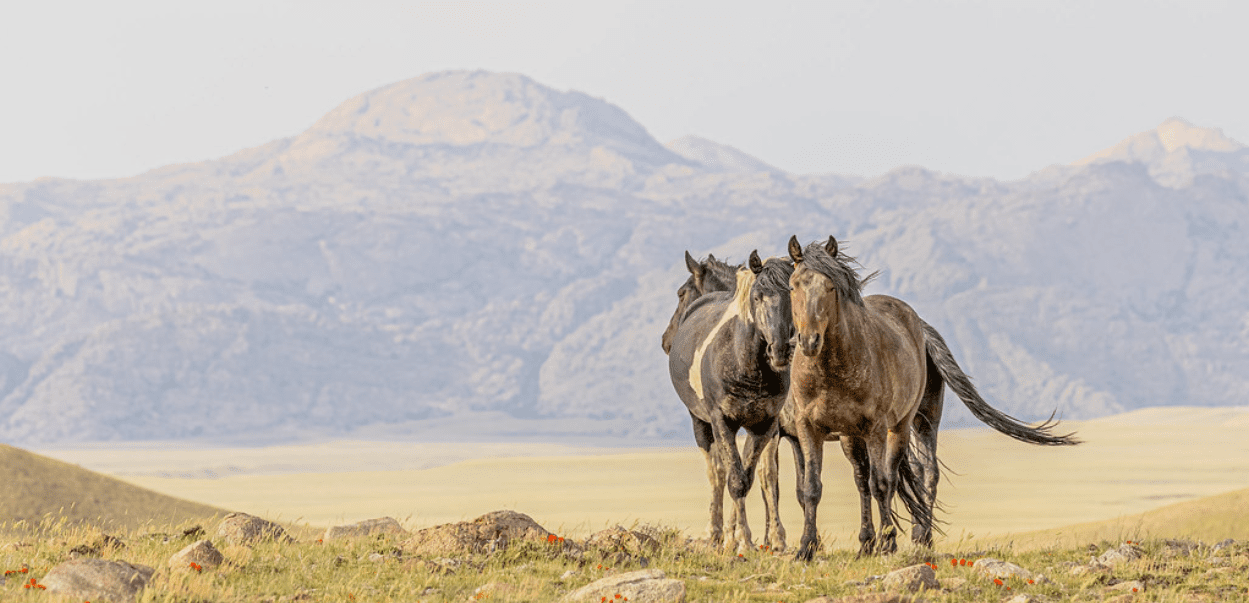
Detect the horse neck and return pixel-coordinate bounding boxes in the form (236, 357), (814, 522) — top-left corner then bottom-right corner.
(725, 312), (770, 375)
(821, 294), (871, 373)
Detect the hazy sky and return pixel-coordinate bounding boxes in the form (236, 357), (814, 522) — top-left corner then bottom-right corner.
(3, 1), (1246, 184)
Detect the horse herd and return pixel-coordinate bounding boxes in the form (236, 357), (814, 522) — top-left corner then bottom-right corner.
(661, 235), (1081, 561)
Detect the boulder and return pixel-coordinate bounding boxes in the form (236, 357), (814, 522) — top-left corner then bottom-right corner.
(560, 569), (685, 603)
(216, 512), (295, 546)
(1097, 543), (1144, 565)
(881, 564), (939, 592)
(323, 517), (407, 541)
(803, 595), (929, 603)
(404, 510), (550, 556)
(169, 539), (225, 570)
(973, 557), (1044, 582)
(41, 558), (155, 603)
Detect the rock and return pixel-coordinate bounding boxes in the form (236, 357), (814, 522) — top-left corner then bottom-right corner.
(403, 510), (551, 556)
(560, 569), (685, 603)
(1210, 538), (1237, 555)
(803, 595), (929, 603)
(1109, 579), (1145, 593)
(1097, 543), (1143, 565)
(973, 558), (1044, 582)
(169, 539), (225, 570)
(323, 517), (407, 541)
(585, 526), (661, 556)
(41, 558), (155, 603)
(469, 582), (514, 600)
(941, 577), (968, 590)
(1004, 595), (1045, 603)
(881, 564), (939, 592)
(216, 512), (295, 546)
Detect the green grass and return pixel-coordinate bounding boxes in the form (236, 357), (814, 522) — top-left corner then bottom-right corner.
(3, 517), (1246, 602)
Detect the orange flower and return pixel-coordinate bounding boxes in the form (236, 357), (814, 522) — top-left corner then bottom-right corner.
(615, 594), (622, 599)
(959, 558), (966, 566)
(993, 578), (1003, 586)
(950, 559), (958, 567)
(1028, 579), (1034, 584)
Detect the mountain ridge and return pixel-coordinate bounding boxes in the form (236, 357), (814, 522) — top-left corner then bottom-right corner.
(0, 71), (1246, 446)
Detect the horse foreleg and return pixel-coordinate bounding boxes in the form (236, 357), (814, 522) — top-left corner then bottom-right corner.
(725, 423), (774, 554)
(841, 435), (876, 557)
(693, 418), (725, 547)
(758, 431), (786, 552)
(795, 420), (825, 562)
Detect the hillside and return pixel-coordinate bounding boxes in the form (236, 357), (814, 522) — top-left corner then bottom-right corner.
(0, 70), (1247, 445)
(0, 444), (226, 533)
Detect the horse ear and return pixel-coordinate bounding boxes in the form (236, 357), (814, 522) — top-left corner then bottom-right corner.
(788, 235), (803, 263)
(749, 250), (764, 274)
(684, 250), (704, 278)
(825, 236), (839, 256)
(707, 253), (717, 262)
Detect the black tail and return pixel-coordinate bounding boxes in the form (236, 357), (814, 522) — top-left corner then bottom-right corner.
(921, 320), (1081, 446)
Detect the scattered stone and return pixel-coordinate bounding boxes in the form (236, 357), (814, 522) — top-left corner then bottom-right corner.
(169, 539), (225, 570)
(881, 563), (939, 592)
(560, 568), (686, 603)
(1097, 543), (1144, 565)
(403, 510), (551, 556)
(1109, 579), (1145, 593)
(941, 577), (968, 590)
(419, 556), (465, 575)
(973, 558), (1045, 583)
(41, 558), (155, 603)
(560, 569), (578, 580)
(323, 517), (407, 541)
(1004, 595), (1045, 603)
(803, 595), (928, 603)
(216, 512), (295, 546)
(586, 526), (661, 555)
(469, 582), (515, 600)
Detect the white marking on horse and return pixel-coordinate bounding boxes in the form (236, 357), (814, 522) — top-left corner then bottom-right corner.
(689, 269), (754, 402)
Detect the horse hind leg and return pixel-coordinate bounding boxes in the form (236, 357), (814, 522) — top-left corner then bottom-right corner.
(693, 417), (725, 547)
(910, 357), (945, 547)
(759, 432), (786, 552)
(873, 428), (914, 555)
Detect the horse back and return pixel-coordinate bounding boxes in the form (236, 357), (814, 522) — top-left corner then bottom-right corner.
(667, 292), (732, 419)
(861, 294), (929, 423)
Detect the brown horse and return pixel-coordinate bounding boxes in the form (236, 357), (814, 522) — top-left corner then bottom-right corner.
(786, 235), (1080, 560)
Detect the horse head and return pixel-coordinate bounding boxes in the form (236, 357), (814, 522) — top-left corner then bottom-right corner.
(662, 251), (737, 354)
(788, 235), (862, 357)
(747, 249), (795, 371)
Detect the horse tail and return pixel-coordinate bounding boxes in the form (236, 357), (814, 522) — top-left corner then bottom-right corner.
(921, 319), (1082, 446)
(894, 449), (931, 530)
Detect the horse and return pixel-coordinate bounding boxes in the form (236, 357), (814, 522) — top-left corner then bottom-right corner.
(786, 235), (1080, 560)
(662, 251), (739, 355)
(663, 251), (791, 551)
(665, 250), (795, 553)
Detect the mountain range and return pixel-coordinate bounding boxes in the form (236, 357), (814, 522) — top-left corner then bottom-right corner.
(2, 71), (1246, 447)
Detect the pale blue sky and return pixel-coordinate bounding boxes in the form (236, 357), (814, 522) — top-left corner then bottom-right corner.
(2, 0), (1245, 184)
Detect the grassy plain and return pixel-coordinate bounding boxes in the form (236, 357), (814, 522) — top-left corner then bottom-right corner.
(38, 406), (1248, 549)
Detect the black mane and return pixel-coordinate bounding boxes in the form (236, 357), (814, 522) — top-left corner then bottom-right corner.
(800, 242), (867, 307)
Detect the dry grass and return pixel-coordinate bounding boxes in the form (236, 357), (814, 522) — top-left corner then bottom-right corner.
(0, 444), (227, 536)
(2, 517), (1247, 602)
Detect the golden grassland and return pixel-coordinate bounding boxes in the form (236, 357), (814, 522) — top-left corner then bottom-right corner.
(0, 444), (227, 535)
(40, 406), (1246, 550)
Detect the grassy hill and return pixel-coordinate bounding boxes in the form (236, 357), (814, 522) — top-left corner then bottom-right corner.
(974, 486), (1249, 550)
(0, 444), (228, 534)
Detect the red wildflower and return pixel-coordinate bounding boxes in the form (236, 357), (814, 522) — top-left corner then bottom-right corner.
(615, 594), (622, 599)
(547, 534), (557, 543)
(1028, 579), (1034, 584)
(950, 559), (958, 567)
(994, 578), (1003, 586)
(601, 597), (607, 602)
(959, 558), (966, 566)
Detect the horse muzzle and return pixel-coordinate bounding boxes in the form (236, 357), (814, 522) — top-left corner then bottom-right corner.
(799, 333), (822, 357)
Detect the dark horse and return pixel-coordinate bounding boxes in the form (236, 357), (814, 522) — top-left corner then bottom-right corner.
(663, 251), (790, 551)
(666, 250), (794, 553)
(786, 235), (1081, 560)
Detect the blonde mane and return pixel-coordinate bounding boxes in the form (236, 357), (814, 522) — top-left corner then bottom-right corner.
(733, 267), (756, 325)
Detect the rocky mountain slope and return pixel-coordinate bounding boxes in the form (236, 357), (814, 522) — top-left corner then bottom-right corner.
(1, 71), (1245, 446)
